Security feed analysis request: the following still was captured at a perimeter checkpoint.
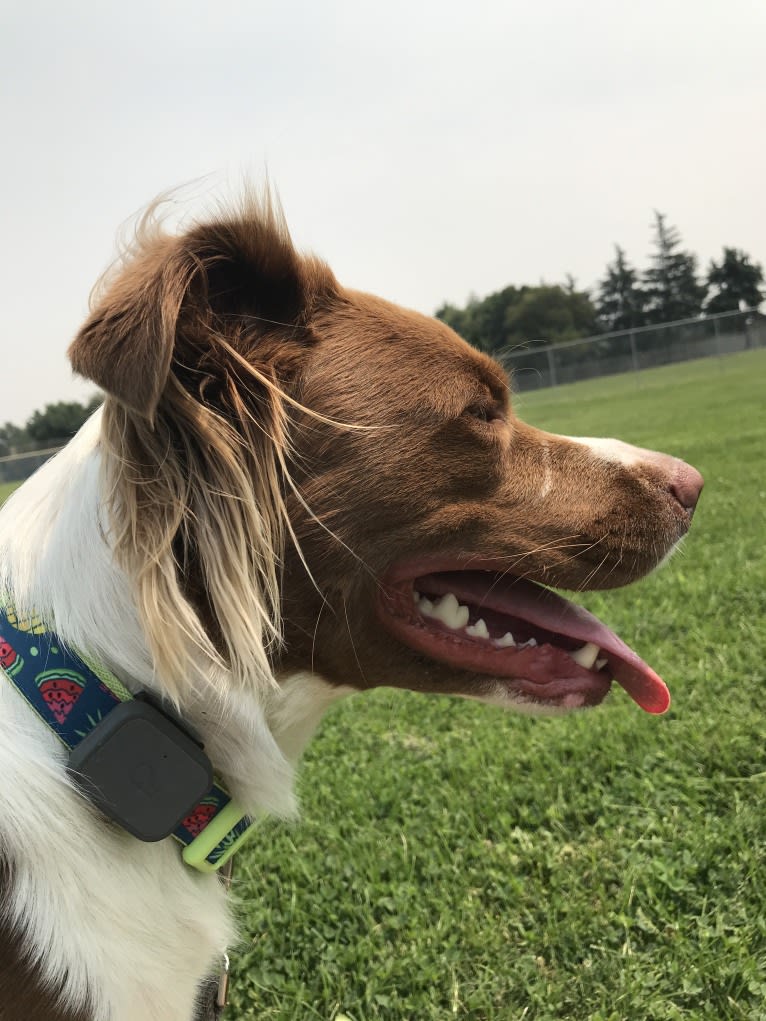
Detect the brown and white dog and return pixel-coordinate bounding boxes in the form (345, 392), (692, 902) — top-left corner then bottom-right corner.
(0, 194), (702, 1021)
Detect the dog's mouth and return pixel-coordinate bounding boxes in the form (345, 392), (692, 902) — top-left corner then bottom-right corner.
(377, 560), (670, 714)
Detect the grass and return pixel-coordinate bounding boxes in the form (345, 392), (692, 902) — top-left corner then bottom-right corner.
(4, 351), (765, 1019)
(0, 482), (19, 505)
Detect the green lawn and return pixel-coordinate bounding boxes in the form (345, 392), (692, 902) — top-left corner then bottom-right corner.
(0, 482), (18, 505)
(4, 351), (765, 1019)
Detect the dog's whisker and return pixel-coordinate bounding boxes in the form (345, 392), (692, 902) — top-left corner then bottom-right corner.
(342, 597), (370, 689)
(309, 598), (326, 676)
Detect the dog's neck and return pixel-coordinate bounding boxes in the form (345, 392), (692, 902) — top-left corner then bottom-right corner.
(0, 412), (346, 818)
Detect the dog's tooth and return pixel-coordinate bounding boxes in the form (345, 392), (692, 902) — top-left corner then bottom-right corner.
(465, 618), (489, 639)
(495, 632), (516, 648)
(595, 657), (607, 670)
(420, 596), (467, 624)
(520, 637), (538, 649)
(570, 642), (600, 669)
(426, 593), (470, 629)
(424, 593), (452, 621)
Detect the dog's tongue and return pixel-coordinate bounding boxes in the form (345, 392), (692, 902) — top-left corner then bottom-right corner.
(489, 577), (670, 714)
(426, 572), (671, 714)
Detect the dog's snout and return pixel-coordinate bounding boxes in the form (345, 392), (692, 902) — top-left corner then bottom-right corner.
(667, 460), (704, 515)
(563, 436), (704, 517)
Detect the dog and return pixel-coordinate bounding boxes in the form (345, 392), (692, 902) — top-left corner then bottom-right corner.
(0, 193), (703, 1021)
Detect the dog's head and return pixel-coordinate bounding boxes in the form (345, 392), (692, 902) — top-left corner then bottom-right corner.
(69, 196), (702, 716)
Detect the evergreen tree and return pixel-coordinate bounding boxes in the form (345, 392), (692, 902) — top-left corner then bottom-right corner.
(643, 212), (706, 324)
(705, 248), (764, 314)
(595, 245), (646, 332)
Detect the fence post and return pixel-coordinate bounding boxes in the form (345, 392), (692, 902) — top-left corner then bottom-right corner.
(546, 346), (557, 387)
(713, 315), (722, 357)
(629, 331), (638, 373)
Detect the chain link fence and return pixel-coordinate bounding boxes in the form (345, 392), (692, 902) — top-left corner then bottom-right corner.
(0, 445), (66, 485)
(499, 309), (765, 391)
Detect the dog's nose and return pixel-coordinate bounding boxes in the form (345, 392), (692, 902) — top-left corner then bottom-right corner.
(621, 445), (704, 516)
(667, 460), (704, 515)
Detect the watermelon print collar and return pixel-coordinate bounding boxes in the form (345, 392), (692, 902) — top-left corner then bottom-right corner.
(0, 602), (256, 873)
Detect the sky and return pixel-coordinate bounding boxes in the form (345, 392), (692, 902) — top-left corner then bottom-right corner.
(2, 0), (764, 426)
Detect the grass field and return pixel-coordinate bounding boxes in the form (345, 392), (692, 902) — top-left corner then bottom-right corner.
(3, 351), (765, 1019)
(0, 482), (18, 506)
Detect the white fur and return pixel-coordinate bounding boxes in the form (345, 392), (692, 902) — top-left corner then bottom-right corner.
(565, 436), (646, 467)
(0, 413), (346, 1021)
(538, 439), (553, 498)
(461, 685), (579, 718)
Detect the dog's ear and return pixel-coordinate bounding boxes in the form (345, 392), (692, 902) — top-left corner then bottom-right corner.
(68, 199), (322, 420)
(69, 240), (186, 419)
(68, 198), (337, 701)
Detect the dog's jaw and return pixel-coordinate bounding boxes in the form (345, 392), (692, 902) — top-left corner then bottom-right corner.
(375, 566), (669, 714)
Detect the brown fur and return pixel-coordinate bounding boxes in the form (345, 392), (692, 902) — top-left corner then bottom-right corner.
(68, 193), (696, 704)
(278, 294), (692, 694)
(0, 860), (90, 1021)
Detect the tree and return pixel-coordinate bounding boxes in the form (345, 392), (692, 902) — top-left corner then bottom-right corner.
(438, 283), (598, 353)
(435, 301), (470, 340)
(467, 286), (526, 351)
(505, 285), (598, 345)
(705, 248), (764, 314)
(0, 422), (26, 458)
(437, 285), (526, 352)
(643, 212), (706, 324)
(25, 396), (102, 445)
(595, 245), (646, 332)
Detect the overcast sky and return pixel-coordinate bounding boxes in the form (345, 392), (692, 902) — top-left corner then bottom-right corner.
(2, 0), (764, 425)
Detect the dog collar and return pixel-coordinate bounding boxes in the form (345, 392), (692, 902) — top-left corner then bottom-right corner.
(0, 603), (255, 873)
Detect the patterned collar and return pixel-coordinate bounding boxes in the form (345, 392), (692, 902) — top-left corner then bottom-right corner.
(0, 603), (254, 872)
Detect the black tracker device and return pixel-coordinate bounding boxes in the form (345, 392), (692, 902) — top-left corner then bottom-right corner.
(68, 695), (214, 842)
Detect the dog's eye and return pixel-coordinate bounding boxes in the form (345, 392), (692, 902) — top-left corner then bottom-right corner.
(464, 404), (495, 423)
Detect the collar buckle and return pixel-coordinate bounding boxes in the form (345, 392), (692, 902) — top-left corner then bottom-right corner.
(182, 798), (254, 872)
